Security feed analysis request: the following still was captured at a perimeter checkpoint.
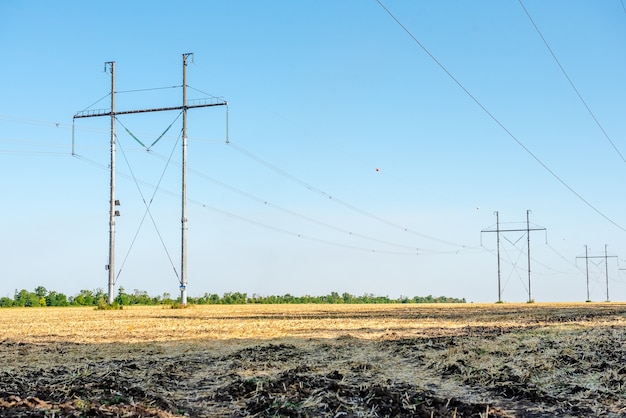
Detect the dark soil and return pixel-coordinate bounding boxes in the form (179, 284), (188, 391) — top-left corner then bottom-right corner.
(1, 304), (626, 417)
(0, 350), (506, 417)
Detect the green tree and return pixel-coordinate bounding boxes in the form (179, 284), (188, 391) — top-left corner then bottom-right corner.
(161, 292), (172, 305)
(14, 290), (28, 307)
(34, 286), (48, 299)
(327, 292), (343, 304)
(12, 290), (42, 307)
(26, 292), (43, 307)
(93, 288), (107, 305)
(221, 292), (247, 304)
(133, 289), (152, 305)
(115, 287), (131, 306)
(73, 289), (95, 306)
(46, 291), (69, 307)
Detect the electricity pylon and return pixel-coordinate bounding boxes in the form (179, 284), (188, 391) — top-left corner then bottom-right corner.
(576, 245), (617, 302)
(73, 53), (227, 305)
(481, 210), (546, 303)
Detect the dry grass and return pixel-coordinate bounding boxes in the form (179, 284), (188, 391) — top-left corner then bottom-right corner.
(1, 302), (626, 417)
(5, 302), (622, 343)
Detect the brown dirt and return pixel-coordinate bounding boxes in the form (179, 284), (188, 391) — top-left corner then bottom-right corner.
(1, 303), (625, 417)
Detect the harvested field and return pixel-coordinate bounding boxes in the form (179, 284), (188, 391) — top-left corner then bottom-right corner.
(1, 303), (626, 417)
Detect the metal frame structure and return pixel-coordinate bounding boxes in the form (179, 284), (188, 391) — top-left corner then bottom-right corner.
(481, 210), (546, 303)
(576, 245), (617, 302)
(73, 53), (227, 305)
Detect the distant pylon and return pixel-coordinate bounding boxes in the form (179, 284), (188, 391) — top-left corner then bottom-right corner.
(481, 210), (546, 303)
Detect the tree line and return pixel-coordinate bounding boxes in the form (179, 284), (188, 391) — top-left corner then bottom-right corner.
(0, 286), (465, 308)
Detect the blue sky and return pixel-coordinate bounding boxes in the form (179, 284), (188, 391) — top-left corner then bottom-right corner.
(1, 1), (625, 303)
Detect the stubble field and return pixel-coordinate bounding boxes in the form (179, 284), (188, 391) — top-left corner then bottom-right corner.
(1, 302), (626, 417)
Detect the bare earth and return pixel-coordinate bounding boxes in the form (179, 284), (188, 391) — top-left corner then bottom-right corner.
(1, 303), (625, 417)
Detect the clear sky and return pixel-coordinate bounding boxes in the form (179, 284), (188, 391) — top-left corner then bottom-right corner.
(1, 1), (625, 303)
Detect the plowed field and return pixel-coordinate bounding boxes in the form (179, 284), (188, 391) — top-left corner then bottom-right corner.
(1, 303), (625, 417)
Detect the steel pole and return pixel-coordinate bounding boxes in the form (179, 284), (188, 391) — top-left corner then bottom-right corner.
(495, 211), (501, 303)
(180, 53), (190, 305)
(605, 245), (609, 302)
(526, 210), (532, 302)
(585, 245), (590, 301)
(108, 61), (116, 305)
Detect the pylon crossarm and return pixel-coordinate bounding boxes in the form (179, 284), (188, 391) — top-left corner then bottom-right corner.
(74, 101), (227, 119)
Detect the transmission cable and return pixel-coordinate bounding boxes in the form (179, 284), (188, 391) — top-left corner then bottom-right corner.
(186, 85), (227, 101)
(72, 151), (425, 256)
(116, 85), (180, 94)
(376, 0), (626, 232)
(145, 150), (436, 253)
(518, 0), (626, 163)
(0, 114), (69, 129)
(0, 149), (68, 157)
(190, 197), (420, 255)
(226, 141), (476, 249)
(76, 92), (111, 114)
(547, 242), (584, 272)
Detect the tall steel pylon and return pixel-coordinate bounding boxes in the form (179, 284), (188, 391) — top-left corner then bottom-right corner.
(481, 210), (546, 303)
(73, 53), (227, 305)
(576, 245), (617, 302)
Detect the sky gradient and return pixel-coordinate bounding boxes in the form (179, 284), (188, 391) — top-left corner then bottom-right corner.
(1, 1), (625, 303)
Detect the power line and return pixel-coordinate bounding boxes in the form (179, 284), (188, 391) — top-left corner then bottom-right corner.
(71, 152), (420, 256)
(116, 85), (180, 94)
(0, 113), (222, 146)
(72, 113), (471, 255)
(76, 92), (111, 114)
(0, 114), (68, 128)
(5, 112), (517, 254)
(518, 0), (626, 163)
(191, 199), (420, 256)
(101, 111), (430, 253)
(0, 149), (68, 156)
(376, 0), (626, 232)
(186, 85), (227, 101)
(226, 141), (476, 249)
(546, 242), (584, 273)
(146, 149), (425, 253)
